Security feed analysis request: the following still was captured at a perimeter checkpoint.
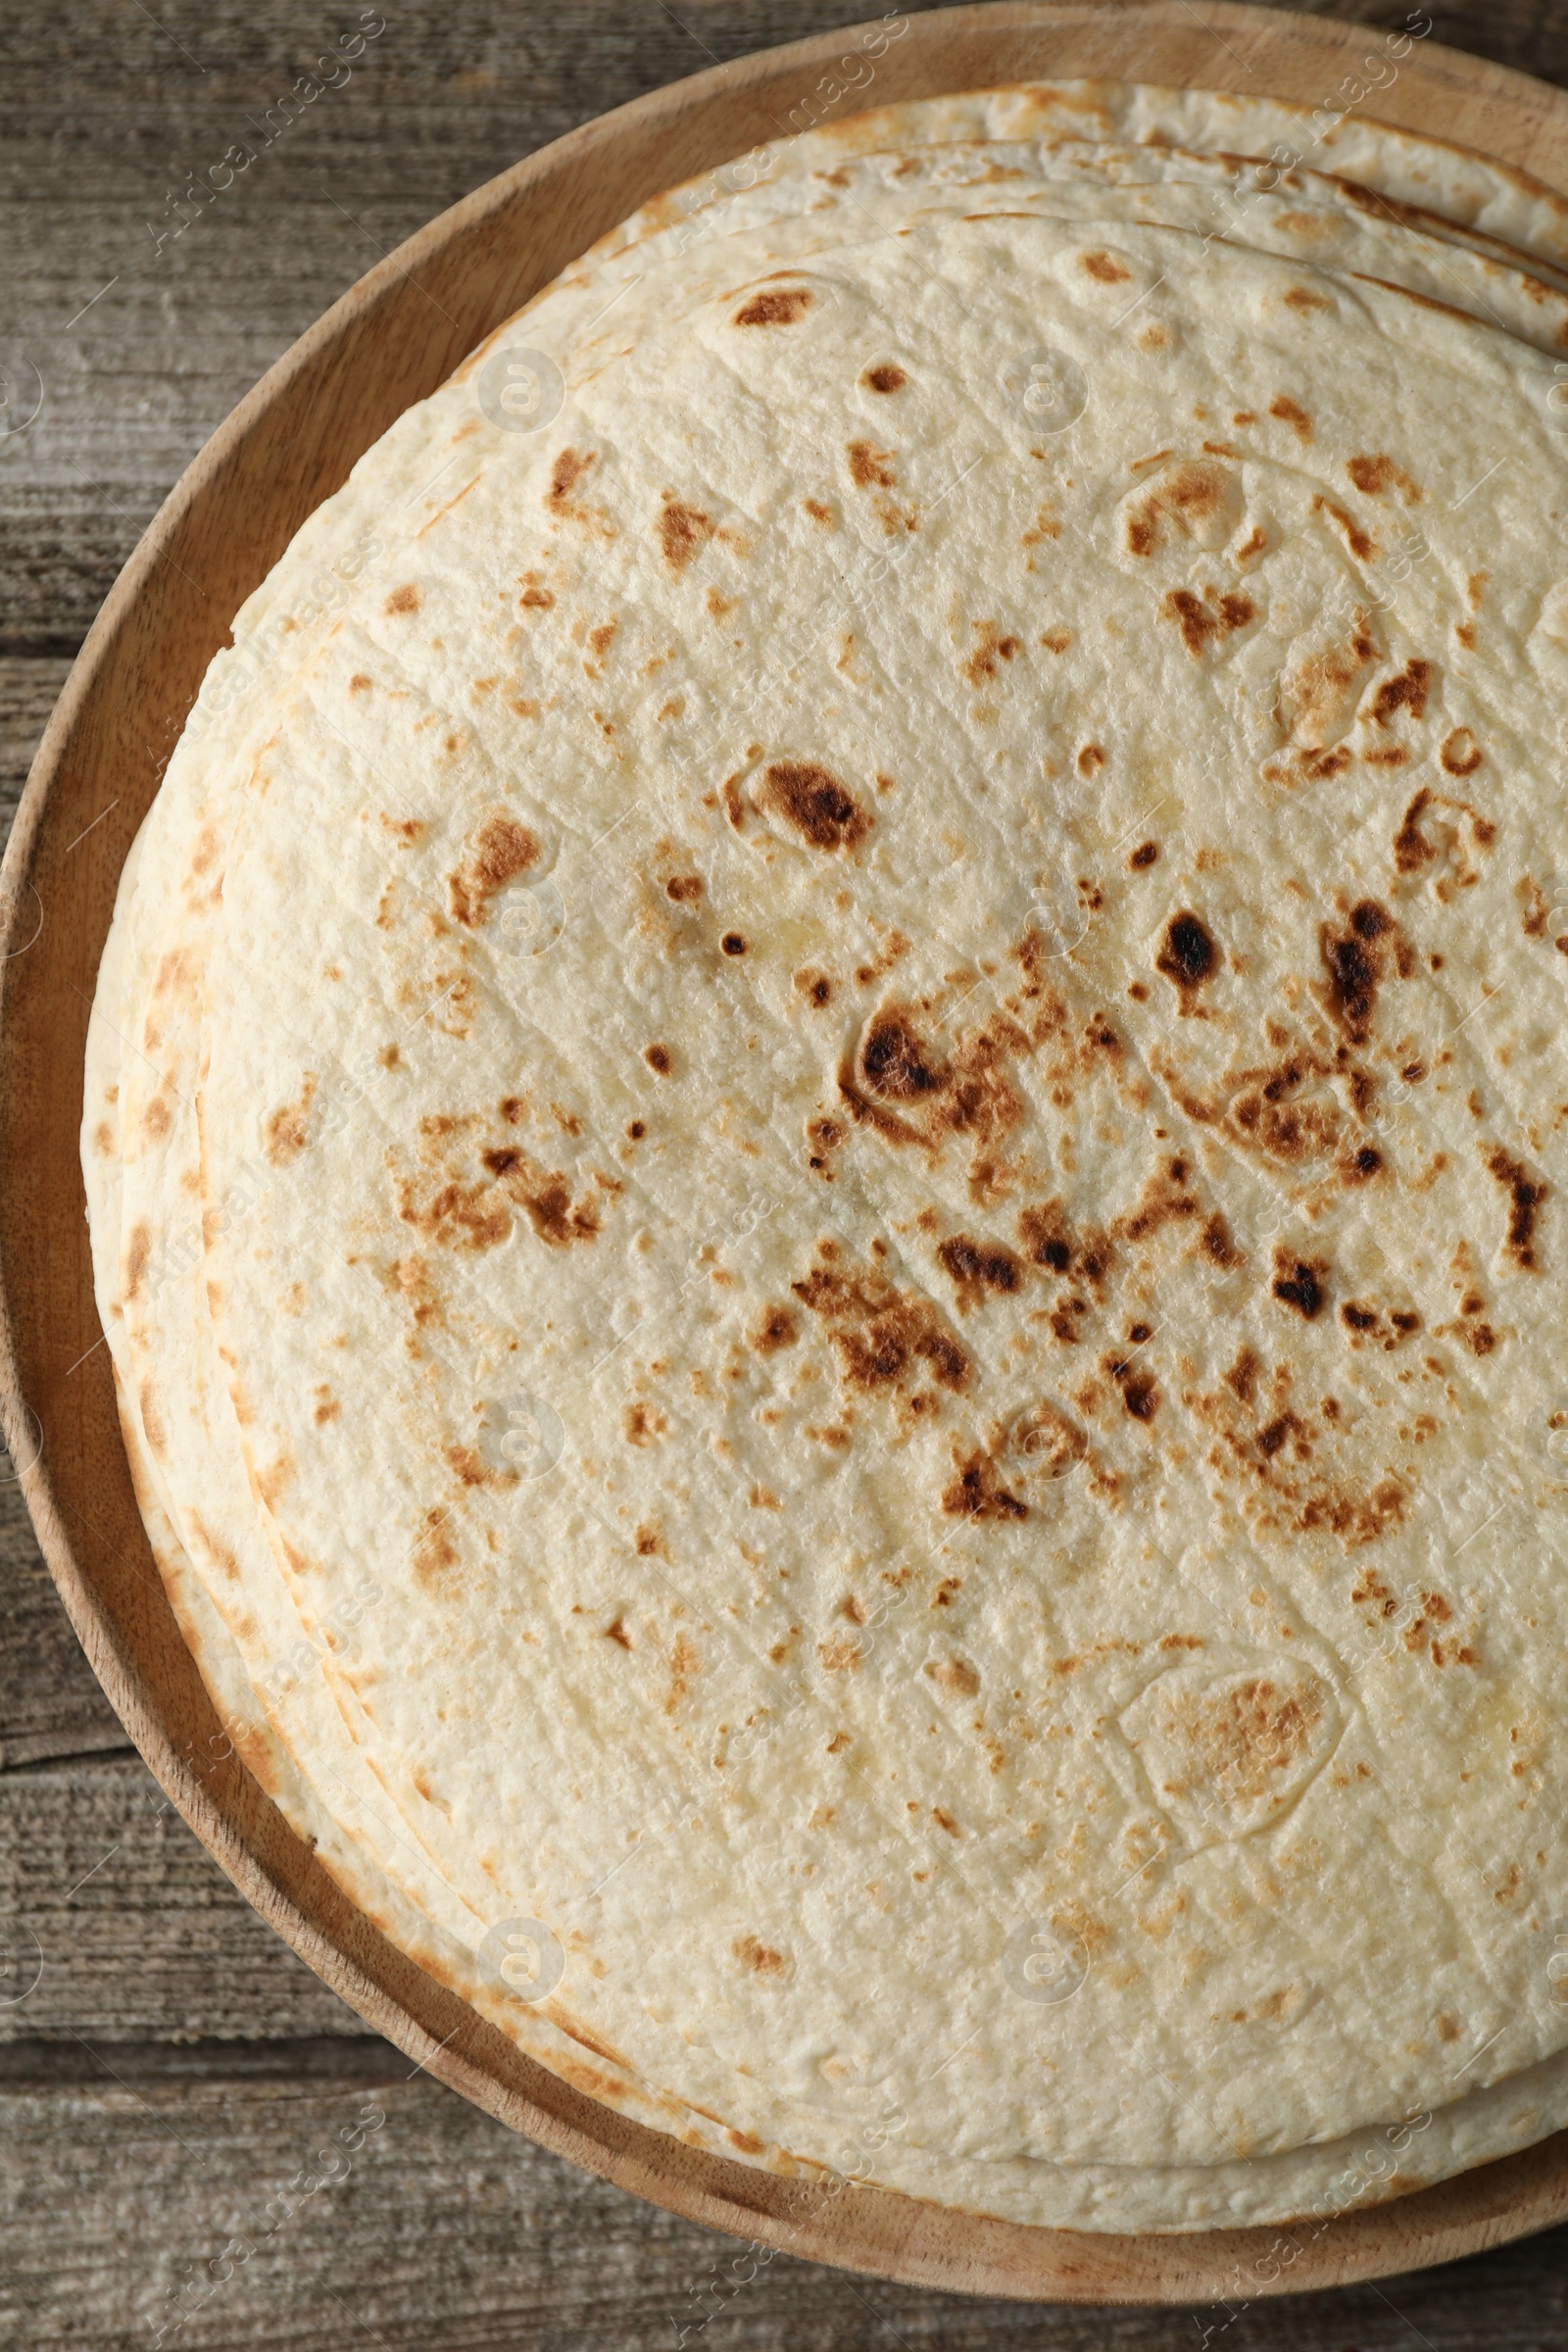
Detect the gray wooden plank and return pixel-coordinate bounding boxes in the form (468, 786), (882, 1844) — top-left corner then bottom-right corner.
(0, 654), (69, 818)
(0, 2035), (409, 2088)
(0, 656), (130, 1771)
(0, 1754), (377, 2041)
(0, 1481), (127, 1772)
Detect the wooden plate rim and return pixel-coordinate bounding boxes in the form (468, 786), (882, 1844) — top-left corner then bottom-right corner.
(5, 0), (1568, 2302)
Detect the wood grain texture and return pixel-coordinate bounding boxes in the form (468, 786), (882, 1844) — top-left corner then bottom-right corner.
(0, 1475), (125, 1772)
(0, 1756), (379, 2042)
(6, 0), (1568, 2339)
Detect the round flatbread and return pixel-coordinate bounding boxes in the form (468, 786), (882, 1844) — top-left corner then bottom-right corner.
(85, 109), (1568, 2233)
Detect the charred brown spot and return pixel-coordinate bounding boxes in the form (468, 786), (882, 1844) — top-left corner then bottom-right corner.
(937, 1234), (1022, 1306)
(1370, 660), (1432, 726)
(1440, 727), (1483, 776)
(465, 1143), (603, 1250)
(964, 621), (1022, 685)
(1105, 1355), (1159, 1422)
(1320, 905), (1395, 1045)
(547, 448), (594, 514)
(624, 1400), (666, 1447)
(1124, 462), (1231, 558)
(1081, 249), (1132, 283)
(383, 584), (419, 615)
(658, 497), (715, 573)
(1115, 1155), (1201, 1246)
(1156, 910), (1217, 1007)
(412, 1508), (459, 1588)
(1162, 586), (1254, 657)
(1082, 1012), (1121, 1063)
(733, 288), (812, 327)
(843, 1002), (1026, 1166)
(1312, 496), (1375, 560)
(1296, 745), (1353, 782)
(1520, 878), (1550, 939)
(732, 1934), (788, 1976)
(795, 968), (834, 1007)
(793, 1252), (969, 1400)
(393, 1167), (514, 1255)
(645, 1044), (672, 1075)
(847, 440), (897, 490)
(751, 1304), (799, 1354)
(1347, 455), (1394, 494)
(720, 932), (747, 956)
(1226, 1054), (1342, 1164)
(1393, 789), (1436, 874)
(1018, 1200), (1075, 1275)
(757, 760), (868, 852)
(1485, 1147), (1547, 1271)
(859, 1011), (946, 1101)
(264, 1075), (318, 1167)
(942, 1446), (1028, 1521)
(1272, 1252), (1326, 1320)
(665, 873), (703, 902)
(861, 363), (906, 393)
(520, 1182), (596, 1248)
(1129, 841), (1159, 869)
(449, 816), (540, 928)
(1270, 395), (1313, 443)
(1346, 454), (1420, 502)
(123, 1222), (152, 1301)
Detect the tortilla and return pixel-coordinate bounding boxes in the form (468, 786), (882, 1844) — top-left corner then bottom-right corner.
(85, 106), (1568, 2234)
(768, 77), (1568, 270)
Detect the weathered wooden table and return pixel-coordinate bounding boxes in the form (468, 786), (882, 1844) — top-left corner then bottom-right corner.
(5, 3), (1568, 2343)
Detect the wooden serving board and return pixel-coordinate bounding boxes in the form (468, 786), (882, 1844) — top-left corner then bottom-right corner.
(6, 0), (1568, 2303)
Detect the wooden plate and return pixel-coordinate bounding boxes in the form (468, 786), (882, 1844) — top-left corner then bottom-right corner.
(6, 0), (1568, 2302)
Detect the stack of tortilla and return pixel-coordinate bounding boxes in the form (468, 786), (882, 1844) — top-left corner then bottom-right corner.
(83, 78), (1568, 2231)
